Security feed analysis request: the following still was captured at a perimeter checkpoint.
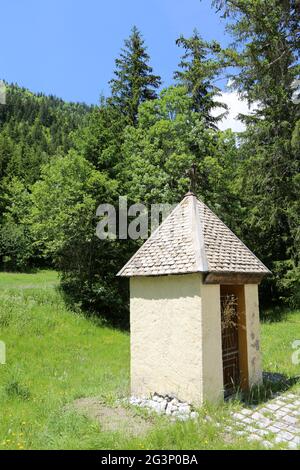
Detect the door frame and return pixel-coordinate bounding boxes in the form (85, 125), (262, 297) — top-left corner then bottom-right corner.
(220, 285), (249, 394)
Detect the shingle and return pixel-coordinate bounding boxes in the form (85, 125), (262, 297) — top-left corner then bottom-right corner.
(117, 192), (270, 277)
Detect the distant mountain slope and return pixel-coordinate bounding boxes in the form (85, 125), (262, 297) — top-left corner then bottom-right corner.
(0, 82), (92, 184)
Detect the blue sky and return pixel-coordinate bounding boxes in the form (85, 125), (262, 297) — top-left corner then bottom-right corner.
(0, 0), (230, 105)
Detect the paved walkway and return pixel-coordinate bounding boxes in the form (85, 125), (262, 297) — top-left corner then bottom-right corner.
(229, 392), (300, 449)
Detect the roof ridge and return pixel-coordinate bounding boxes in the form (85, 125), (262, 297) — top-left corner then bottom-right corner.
(191, 195), (209, 272)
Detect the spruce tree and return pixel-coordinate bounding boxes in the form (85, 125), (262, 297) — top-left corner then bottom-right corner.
(174, 30), (227, 129)
(109, 26), (161, 125)
(212, 0), (300, 306)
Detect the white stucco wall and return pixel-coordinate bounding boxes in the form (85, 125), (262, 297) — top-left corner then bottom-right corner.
(244, 284), (263, 387)
(130, 274), (223, 405)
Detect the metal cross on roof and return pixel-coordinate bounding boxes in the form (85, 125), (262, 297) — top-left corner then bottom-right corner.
(188, 163), (197, 194)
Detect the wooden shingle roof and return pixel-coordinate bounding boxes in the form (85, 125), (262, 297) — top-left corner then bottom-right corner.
(117, 192), (270, 279)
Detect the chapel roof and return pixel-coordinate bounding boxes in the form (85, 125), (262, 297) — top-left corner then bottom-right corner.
(117, 192), (270, 278)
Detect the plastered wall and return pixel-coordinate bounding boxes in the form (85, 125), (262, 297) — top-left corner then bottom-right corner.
(130, 274), (223, 405)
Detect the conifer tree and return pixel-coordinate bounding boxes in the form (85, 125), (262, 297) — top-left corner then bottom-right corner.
(174, 30), (227, 129)
(109, 26), (161, 125)
(212, 0), (300, 306)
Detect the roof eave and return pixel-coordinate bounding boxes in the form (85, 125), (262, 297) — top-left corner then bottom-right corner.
(203, 270), (271, 285)
(117, 268), (271, 281)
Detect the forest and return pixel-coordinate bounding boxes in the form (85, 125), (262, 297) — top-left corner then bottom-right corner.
(0, 0), (299, 326)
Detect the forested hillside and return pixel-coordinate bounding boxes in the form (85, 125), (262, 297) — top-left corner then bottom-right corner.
(0, 85), (90, 181)
(0, 85), (91, 270)
(0, 1), (299, 325)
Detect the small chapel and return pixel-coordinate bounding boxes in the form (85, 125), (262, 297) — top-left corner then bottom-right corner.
(118, 192), (270, 404)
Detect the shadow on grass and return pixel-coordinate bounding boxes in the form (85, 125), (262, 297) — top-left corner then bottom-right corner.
(242, 371), (300, 406)
(226, 372), (299, 406)
(59, 284), (130, 332)
(260, 307), (289, 323)
(0, 266), (40, 274)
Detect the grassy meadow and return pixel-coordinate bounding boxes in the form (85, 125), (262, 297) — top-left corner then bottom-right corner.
(0, 271), (299, 450)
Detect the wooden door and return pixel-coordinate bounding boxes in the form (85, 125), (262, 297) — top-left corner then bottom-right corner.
(221, 294), (240, 396)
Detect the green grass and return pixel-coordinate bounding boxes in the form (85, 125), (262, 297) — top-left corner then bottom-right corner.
(262, 313), (300, 380)
(0, 270), (59, 289)
(0, 271), (299, 450)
